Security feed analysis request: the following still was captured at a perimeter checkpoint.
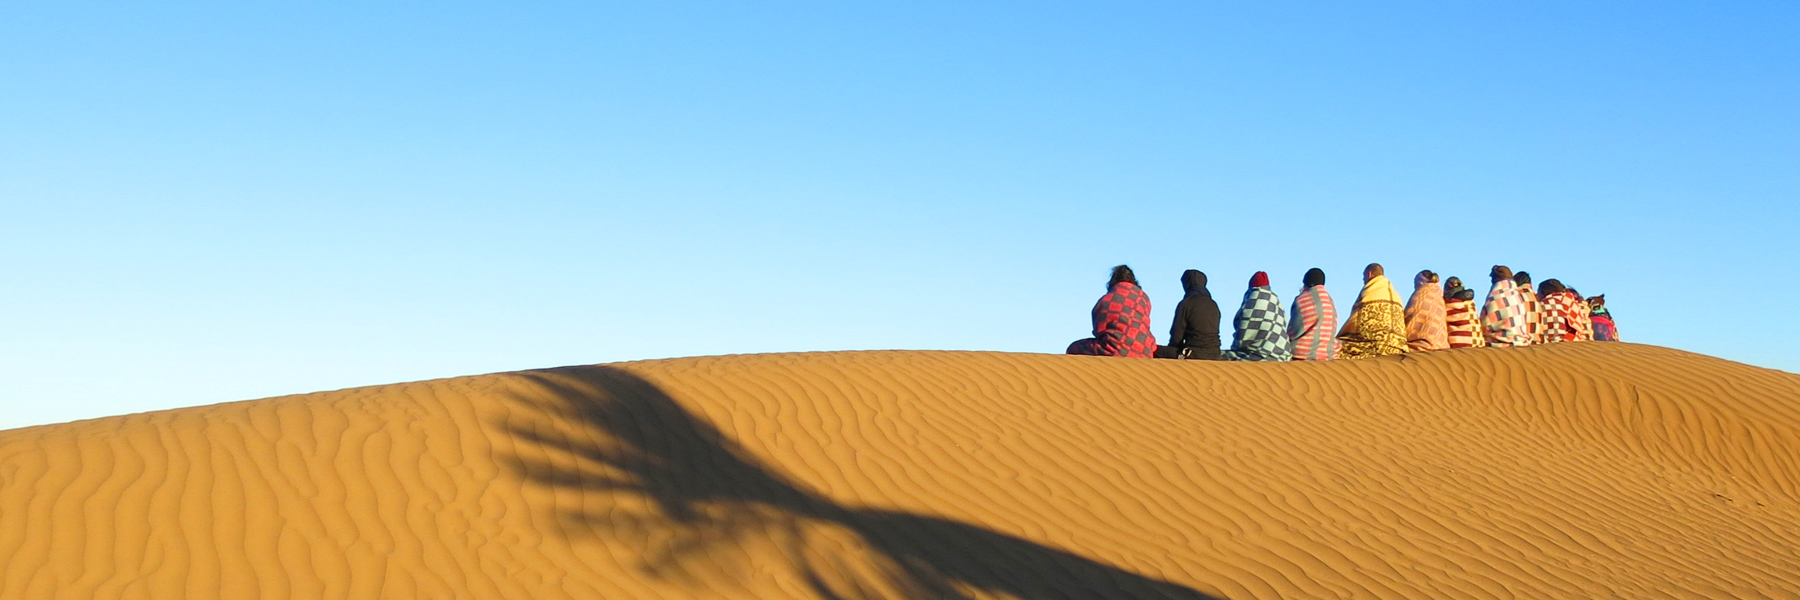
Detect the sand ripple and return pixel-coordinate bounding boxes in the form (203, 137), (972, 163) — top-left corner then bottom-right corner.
(1, 343), (1796, 598)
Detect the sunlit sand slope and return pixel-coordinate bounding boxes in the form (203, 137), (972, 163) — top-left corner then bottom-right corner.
(1, 343), (1797, 599)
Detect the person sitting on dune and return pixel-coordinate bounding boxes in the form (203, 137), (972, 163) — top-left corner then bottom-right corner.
(1443, 277), (1486, 349)
(1566, 286), (1595, 341)
(1537, 279), (1591, 343)
(1403, 270), (1448, 352)
(1287, 268), (1340, 361)
(1513, 271), (1544, 345)
(1588, 294), (1620, 341)
(1482, 265), (1533, 347)
(1336, 263), (1410, 359)
(1067, 265), (1157, 358)
(1155, 269), (1223, 360)
(1223, 271), (1293, 361)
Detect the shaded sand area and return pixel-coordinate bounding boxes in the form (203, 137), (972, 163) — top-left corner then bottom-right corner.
(1, 344), (1797, 598)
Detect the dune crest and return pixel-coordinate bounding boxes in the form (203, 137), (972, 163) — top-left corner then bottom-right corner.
(1, 343), (1797, 598)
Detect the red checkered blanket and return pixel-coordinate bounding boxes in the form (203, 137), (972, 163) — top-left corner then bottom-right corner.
(1539, 291), (1590, 343)
(1068, 282), (1157, 358)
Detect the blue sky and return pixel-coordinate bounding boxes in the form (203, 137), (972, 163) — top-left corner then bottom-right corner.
(3, 2), (1796, 430)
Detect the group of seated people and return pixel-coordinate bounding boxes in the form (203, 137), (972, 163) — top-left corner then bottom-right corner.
(1067, 264), (1621, 361)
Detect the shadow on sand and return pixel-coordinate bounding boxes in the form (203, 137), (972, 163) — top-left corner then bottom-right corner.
(497, 365), (1216, 600)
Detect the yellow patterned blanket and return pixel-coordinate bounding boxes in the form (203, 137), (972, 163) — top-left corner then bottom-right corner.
(1338, 276), (1409, 359)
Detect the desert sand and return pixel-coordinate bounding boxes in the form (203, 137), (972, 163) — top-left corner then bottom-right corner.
(0, 342), (1796, 598)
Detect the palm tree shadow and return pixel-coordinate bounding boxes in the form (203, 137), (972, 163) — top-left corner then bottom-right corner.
(496, 365), (1217, 600)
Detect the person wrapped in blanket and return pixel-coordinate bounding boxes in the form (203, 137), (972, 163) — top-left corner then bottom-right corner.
(1403, 270), (1448, 352)
(1565, 287), (1594, 341)
(1513, 271), (1544, 345)
(1287, 268), (1340, 361)
(1336, 263), (1410, 359)
(1482, 265), (1533, 347)
(1588, 294), (1621, 341)
(1536, 279), (1592, 343)
(1155, 269), (1223, 360)
(1067, 265), (1158, 358)
(1442, 277), (1487, 349)
(1223, 271), (1293, 361)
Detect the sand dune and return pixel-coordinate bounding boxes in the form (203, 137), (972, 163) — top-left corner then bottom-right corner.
(1, 343), (1796, 598)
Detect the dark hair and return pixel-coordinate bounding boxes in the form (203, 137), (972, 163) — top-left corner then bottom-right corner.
(1365, 263), (1384, 278)
(1538, 279), (1566, 296)
(1513, 271), (1533, 286)
(1108, 265), (1137, 288)
(1302, 268), (1326, 289)
(1491, 265), (1513, 282)
(1444, 276), (1464, 291)
(1417, 269), (1438, 284)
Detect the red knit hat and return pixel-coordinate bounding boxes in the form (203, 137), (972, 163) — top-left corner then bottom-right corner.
(1250, 271), (1270, 288)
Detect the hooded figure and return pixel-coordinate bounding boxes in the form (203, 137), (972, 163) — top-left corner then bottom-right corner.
(1403, 270), (1449, 352)
(1288, 268), (1340, 361)
(1067, 265), (1157, 358)
(1155, 269), (1223, 360)
(1443, 277), (1487, 349)
(1482, 265), (1533, 347)
(1588, 295), (1620, 341)
(1514, 271), (1544, 344)
(1537, 279), (1590, 343)
(1223, 271), (1293, 361)
(1337, 264), (1410, 359)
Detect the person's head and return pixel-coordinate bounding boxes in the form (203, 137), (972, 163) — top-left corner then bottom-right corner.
(1491, 265), (1514, 283)
(1181, 269), (1207, 294)
(1302, 268), (1326, 289)
(1513, 271), (1533, 287)
(1363, 263), (1384, 282)
(1108, 265), (1137, 289)
(1415, 270), (1438, 289)
(1589, 294), (1607, 309)
(1538, 279), (1566, 296)
(1249, 271), (1270, 289)
(1444, 276), (1465, 294)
